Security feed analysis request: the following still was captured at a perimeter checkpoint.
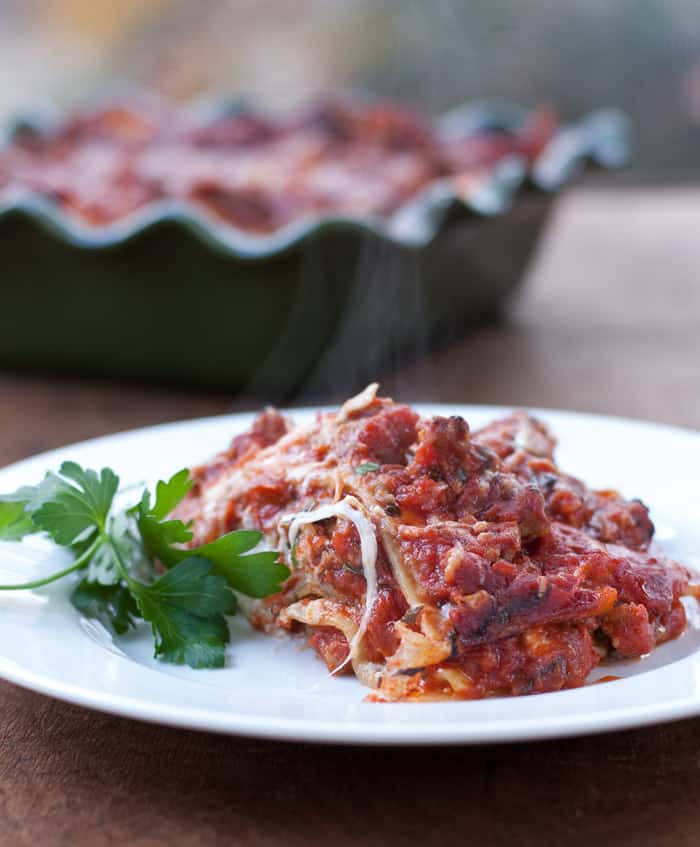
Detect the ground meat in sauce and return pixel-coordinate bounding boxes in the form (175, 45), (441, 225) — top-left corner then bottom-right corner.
(174, 389), (693, 702)
(473, 412), (655, 550)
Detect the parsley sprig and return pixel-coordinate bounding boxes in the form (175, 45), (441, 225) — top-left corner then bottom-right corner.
(0, 463), (289, 669)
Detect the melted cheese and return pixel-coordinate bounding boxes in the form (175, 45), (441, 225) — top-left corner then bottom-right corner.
(282, 495), (378, 674)
(199, 419), (319, 529)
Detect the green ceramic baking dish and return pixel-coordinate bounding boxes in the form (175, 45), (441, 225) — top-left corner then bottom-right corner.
(0, 100), (628, 397)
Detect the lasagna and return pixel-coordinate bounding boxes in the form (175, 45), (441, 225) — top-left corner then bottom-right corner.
(0, 98), (555, 233)
(174, 385), (693, 701)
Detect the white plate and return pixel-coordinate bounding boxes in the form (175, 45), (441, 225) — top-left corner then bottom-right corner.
(0, 405), (698, 745)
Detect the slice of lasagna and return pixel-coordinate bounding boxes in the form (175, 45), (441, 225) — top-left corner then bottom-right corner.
(174, 385), (692, 701)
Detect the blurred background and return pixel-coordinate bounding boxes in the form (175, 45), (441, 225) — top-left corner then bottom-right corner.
(0, 0), (698, 442)
(1, 0), (700, 175)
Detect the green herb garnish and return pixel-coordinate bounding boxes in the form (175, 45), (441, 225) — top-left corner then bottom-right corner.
(0, 462), (289, 669)
(355, 462), (380, 476)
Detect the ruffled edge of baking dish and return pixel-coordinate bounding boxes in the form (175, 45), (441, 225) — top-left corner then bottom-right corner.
(0, 97), (629, 260)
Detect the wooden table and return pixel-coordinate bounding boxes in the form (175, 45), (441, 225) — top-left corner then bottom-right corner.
(1, 186), (699, 846)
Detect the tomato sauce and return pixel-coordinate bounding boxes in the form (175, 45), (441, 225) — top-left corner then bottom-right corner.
(175, 388), (693, 701)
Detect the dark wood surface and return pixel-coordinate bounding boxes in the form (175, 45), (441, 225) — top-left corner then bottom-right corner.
(1, 186), (699, 846)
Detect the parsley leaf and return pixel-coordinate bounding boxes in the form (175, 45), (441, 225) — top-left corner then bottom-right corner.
(0, 472), (78, 540)
(137, 511), (192, 566)
(0, 501), (35, 541)
(129, 558), (235, 668)
(70, 579), (139, 636)
(16, 462), (124, 585)
(192, 533), (289, 598)
(1, 473), (70, 512)
(136, 472), (289, 598)
(149, 469), (193, 520)
(135, 469), (194, 565)
(32, 463), (118, 546)
(355, 462), (380, 475)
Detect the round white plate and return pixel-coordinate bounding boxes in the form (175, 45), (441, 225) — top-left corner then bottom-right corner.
(0, 405), (698, 745)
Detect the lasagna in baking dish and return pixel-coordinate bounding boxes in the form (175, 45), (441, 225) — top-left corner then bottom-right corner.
(0, 98), (555, 233)
(175, 385), (692, 701)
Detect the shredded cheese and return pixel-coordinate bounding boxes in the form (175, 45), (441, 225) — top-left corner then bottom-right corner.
(282, 495), (378, 674)
(340, 383), (379, 419)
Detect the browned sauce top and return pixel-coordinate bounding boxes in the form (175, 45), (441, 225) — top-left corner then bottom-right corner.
(173, 393), (693, 702)
(0, 98), (556, 232)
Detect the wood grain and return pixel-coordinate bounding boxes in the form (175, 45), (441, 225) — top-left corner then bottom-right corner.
(0, 186), (698, 846)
